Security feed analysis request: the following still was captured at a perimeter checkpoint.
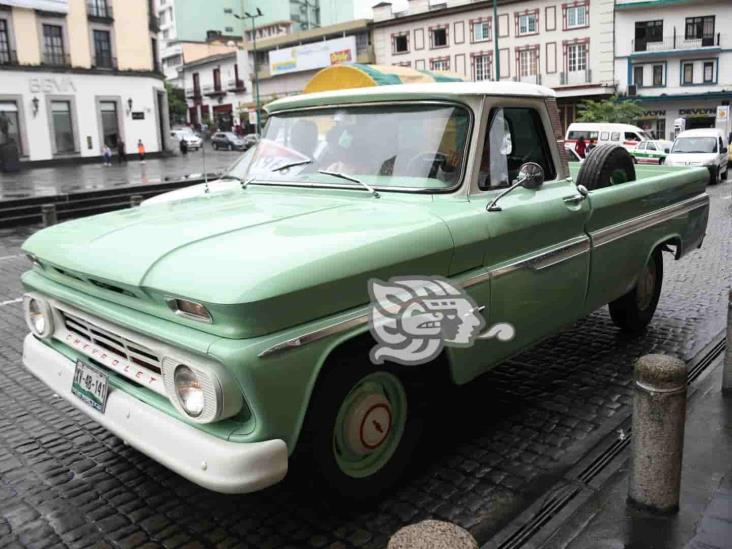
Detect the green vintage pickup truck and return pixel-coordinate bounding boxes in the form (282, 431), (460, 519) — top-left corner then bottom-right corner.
(21, 83), (709, 501)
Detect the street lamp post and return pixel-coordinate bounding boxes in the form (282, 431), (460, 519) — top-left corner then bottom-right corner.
(232, 7), (263, 135)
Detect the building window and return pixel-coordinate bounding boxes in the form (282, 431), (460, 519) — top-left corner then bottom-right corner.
(0, 19), (12, 64)
(193, 72), (200, 96)
(652, 64), (663, 86)
(682, 62), (693, 85)
(51, 100), (75, 153)
(518, 48), (538, 76)
(430, 56), (450, 71)
(92, 29), (113, 68)
(633, 65), (643, 87)
(0, 101), (21, 154)
(473, 54), (492, 81)
(472, 20), (490, 42)
(685, 16), (714, 41)
(431, 27), (448, 48)
(567, 43), (587, 72)
(634, 20), (663, 51)
(42, 24), (66, 66)
(88, 0), (111, 19)
(703, 61), (714, 83)
(518, 13), (538, 35)
(225, 26), (233, 33)
(566, 5), (587, 29)
(393, 33), (409, 54)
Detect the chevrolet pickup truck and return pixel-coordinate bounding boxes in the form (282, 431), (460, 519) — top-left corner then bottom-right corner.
(21, 82), (709, 501)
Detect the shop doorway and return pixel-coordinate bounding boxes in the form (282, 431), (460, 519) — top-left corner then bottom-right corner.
(685, 116), (715, 130)
(213, 104), (233, 131)
(99, 101), (120, 148)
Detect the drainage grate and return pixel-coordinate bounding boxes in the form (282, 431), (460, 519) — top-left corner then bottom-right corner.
(492, 335), (727, 549)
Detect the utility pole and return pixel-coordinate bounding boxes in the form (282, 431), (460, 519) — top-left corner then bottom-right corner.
(493, 0), (500, 81)
(232, 6), (263, 135)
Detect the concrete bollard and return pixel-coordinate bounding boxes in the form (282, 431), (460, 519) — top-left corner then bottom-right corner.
(628, 354), (687, 514)
(388, 520), (478, 549)
(723, 291), (732, 395)
(130, 194), (144, 207)
(41, 204), (57, 227)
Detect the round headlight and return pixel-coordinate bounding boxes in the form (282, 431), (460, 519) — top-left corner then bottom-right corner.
(23, 294), (53, 338)
(174, 365), (205, 417)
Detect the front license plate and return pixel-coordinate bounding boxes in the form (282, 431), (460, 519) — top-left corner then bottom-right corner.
(71, 360), (109, 413)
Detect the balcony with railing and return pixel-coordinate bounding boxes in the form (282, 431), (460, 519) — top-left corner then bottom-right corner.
(42, 52), (71, 67)
(560, 69), (592, 86)
(92, 54), (117, 70)
(632, 33), (720, 55)
(87, 1), (113, 22)
(203, 83), (226, 97)
(226, 79), (246, 92)
(0, 50), (18, 65)
(149, 14), (160, 32)
(515, 73), (541, 85)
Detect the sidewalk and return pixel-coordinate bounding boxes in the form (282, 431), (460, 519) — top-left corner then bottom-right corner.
(546, 358), (732, 549)
(0, 149), (241, 201)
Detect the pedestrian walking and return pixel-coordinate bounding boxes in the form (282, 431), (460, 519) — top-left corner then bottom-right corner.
(575, 136), (587, 159)
(102, 144), (112, 166)
(179, 138), (188, 155)
(137, 139), (146, 163)
(117, 139), (126, 164)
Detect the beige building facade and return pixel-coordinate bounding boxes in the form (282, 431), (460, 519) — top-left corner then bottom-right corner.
(0, 0), (170, 165)
(372, 0), (617, 130)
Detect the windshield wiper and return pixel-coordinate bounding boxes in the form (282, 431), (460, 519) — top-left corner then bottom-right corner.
(218, 174), (254, 190)
(317, 170), (380, 198)
(271, 159), (312, 172)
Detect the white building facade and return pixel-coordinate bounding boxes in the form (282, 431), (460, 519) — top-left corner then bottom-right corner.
(371, 0), (616, 130)
(614, 0), (732, 140)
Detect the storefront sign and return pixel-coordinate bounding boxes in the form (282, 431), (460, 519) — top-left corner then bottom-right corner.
(642, 110), (666, 118)
(679, 107), (716, 116)
(268, 36), (356, 76)
(29, 76), (76, 94)
(2, 0), (67, 13)
(131, 112), (145, 120)
(716, 105), (729, 123)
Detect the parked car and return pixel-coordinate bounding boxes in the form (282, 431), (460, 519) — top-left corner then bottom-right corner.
(170, 128), (202, 151)
(211, 132), (247, 151)
(565, 144), (584, 163)
(242, 133), (259, 149)
(21, 82), (709, 502)
(630, 139), (673, 165)
(566, 123), (652, 153)
(665, 128), (729, 184)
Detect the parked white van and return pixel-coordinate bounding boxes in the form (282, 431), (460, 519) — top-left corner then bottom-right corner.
(565, 123), (652, 152)
(665, 128), (729, 185)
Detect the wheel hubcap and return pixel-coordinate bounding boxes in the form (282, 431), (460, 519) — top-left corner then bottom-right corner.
(333, 372), (407, 478)
(636, 257), (656, 310)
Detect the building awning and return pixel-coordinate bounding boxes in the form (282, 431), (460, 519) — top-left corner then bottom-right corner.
(629, 91), (732, 102)
(304, 64), (465, 93)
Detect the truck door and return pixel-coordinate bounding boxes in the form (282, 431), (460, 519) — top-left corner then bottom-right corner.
(458, 102), (592, 381)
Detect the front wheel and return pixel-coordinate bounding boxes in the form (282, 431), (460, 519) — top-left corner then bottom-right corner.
(609, 249), (663, 333)
(297, 354), (423, 503)
(710, 166), (720, 185)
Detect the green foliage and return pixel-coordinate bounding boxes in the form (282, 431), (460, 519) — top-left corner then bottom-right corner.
(577, 95), (646, 124)
(165, 81), (187, 125)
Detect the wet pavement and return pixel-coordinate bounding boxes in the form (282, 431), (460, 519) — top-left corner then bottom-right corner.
(0, 182), (730, 548)
(0, 150), (242, 201)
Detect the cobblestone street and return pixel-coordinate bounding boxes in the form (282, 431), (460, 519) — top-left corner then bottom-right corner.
(0, 182), (730, 549)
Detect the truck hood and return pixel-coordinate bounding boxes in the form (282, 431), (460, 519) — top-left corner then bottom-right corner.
(23, 186), (455, 337)
(666, 152), (718, 165)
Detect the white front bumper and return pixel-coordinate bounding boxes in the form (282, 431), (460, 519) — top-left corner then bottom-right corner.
(22, 334), (288, 494)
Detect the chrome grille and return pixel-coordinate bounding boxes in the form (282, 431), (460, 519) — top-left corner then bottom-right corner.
(61, 310), (162, 375)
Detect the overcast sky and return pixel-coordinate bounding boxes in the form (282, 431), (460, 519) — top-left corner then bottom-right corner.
(354, 0), (409, 19)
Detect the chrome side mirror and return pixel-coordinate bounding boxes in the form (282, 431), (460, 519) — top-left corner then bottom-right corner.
(516, 162), (544, 190)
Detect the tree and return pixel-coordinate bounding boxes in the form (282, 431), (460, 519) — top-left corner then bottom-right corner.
(577, 95), (646, 124)
(165, 81), (187, 126)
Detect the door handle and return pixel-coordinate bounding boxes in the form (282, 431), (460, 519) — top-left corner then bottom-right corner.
(563, 194), (586, 205)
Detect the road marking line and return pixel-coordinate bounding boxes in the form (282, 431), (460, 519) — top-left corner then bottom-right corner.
(0, 298), (22, 306)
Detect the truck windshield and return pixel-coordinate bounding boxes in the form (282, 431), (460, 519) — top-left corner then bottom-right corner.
(672, 137), (717, 154)
(227, 104), (471, 191)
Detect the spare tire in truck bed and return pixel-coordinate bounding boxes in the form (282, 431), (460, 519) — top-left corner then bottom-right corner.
(576, 144), (636, 191)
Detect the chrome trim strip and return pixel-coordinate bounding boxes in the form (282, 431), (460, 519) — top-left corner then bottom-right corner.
(259, 235), (590, 358)
(591, 193), (709, 248)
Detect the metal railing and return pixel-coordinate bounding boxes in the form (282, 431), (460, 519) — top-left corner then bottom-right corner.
(41, 52), (71, 67)
(87, 1), (113, 20)
(0, 50), (18, 65)
(633, 33), (720, 52)
(226, 79), (246, 91)
(560, 69), (592, 85)
(92, 54), (117, 69)
(515, 73), (541, 85)
(149, 14), (160, 32)
(203, 83), (225, 95)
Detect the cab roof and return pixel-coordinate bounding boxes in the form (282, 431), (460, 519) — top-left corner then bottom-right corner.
(265, 81), (556, 113)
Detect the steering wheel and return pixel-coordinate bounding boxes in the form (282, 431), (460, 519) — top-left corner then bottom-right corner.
(405, 151), (449, 178)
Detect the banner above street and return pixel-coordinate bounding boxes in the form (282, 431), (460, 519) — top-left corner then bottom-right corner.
(268, 36), (356, 77)
(2, 0), (67, 12)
